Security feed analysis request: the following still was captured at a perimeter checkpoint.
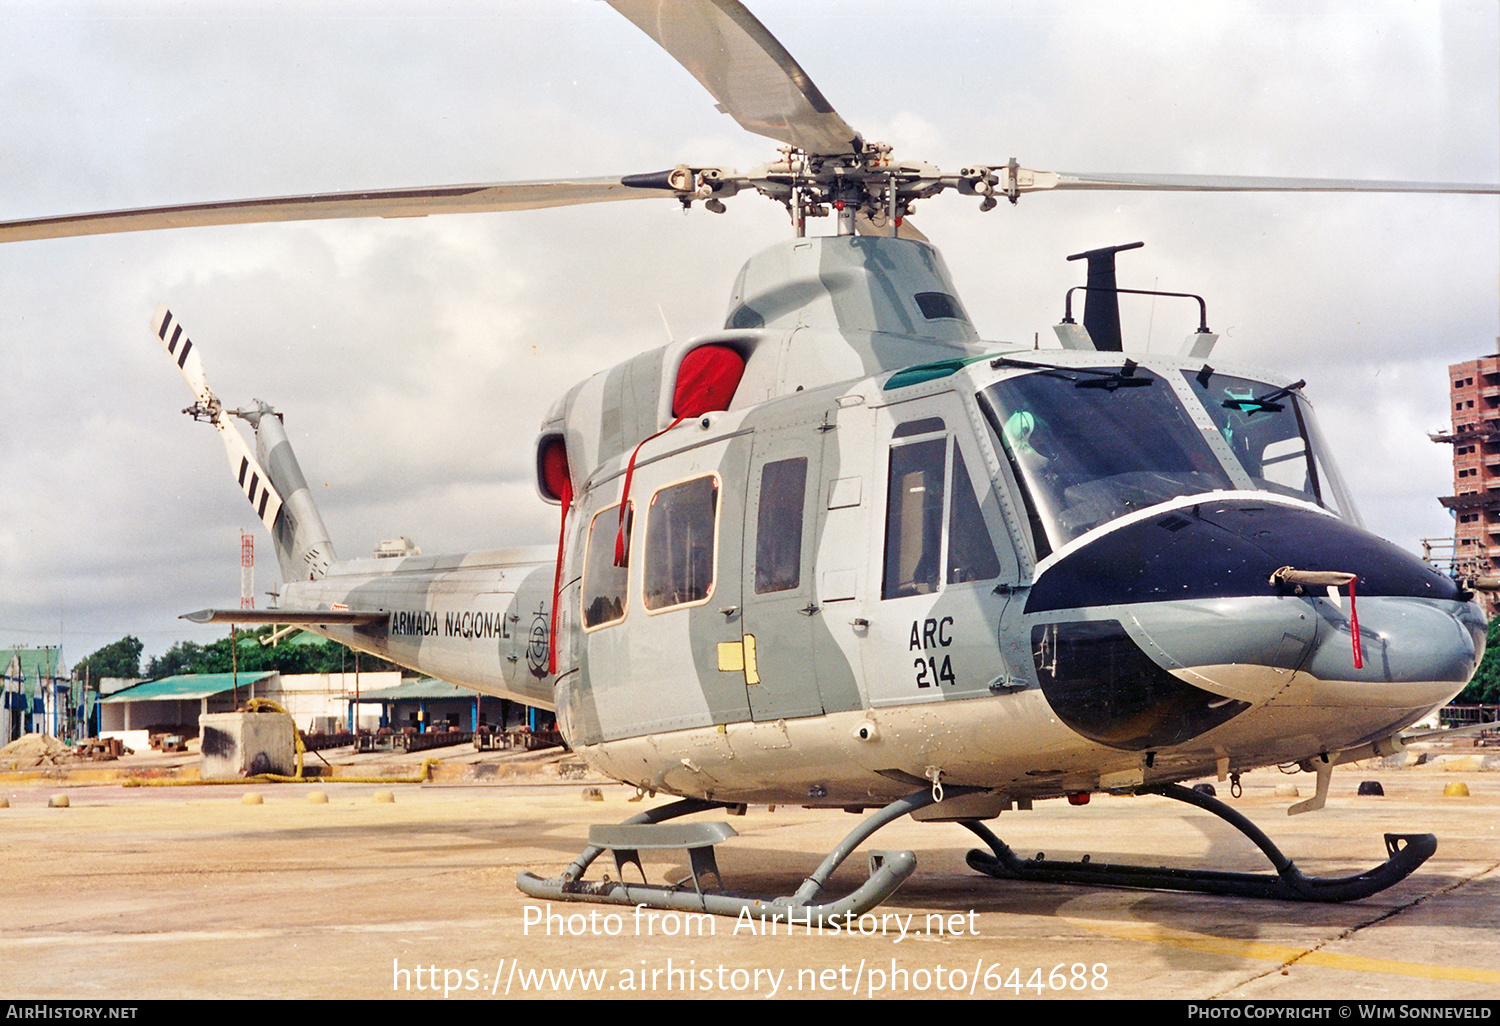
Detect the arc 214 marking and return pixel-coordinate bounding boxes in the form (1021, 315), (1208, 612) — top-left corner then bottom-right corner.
(911, 616), (956, 688)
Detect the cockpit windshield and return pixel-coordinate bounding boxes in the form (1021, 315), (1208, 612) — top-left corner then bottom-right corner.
(1182, 368), (1358, 523)
(977, 363), (1358, 557)
(978, 367), (1234, 553)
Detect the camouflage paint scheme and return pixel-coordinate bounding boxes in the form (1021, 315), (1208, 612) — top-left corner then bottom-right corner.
(219, 235), (1483, 809)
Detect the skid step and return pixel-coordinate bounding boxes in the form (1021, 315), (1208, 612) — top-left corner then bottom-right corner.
(588, 821), (738, 893)
(516, 790), (960, 920)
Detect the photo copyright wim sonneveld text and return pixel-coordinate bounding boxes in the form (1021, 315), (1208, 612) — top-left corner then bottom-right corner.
(391, 905), (1108, 997)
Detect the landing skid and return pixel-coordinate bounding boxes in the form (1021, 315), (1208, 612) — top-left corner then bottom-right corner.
(516, 781), (1434, 918)
(963, 783), (1436, 902)
(516, 788), (972, 922)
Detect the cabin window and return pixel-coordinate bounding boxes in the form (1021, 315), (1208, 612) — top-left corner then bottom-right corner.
(893, 416), (945, 438)
(582, 503), (632, 629)
(754, 457), (807, 594)
(882, 426), (1000, 599)
(644, 476), (719, 611)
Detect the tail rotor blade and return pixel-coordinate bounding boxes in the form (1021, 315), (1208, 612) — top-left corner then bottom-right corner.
(154, 304), (213, 408)
(214, 417), (283, 534)
(215, 417), (284, 533)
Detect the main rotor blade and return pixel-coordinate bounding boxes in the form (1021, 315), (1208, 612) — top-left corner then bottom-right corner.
(1049, 171), (1500, 195)
(0, 177), (670, 244)
(608, 0), (862, 156)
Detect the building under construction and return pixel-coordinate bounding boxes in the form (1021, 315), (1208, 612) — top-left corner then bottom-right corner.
(1432, 353), (1500, 616)
(0, 646), (84, 745)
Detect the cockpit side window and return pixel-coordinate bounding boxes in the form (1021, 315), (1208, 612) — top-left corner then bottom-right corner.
(882, 421), (1002, 598)
(948, 444), (1002, 584)
(883, 436), (946, 598)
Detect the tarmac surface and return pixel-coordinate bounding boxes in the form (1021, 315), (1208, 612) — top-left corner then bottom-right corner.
(2, 741), (1497, 1002)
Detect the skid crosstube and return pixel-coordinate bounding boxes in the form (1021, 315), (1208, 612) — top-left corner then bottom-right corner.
(963, 782), (1436, 902)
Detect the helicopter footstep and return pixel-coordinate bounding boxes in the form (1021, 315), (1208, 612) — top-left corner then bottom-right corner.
(516, 790), (964, 921)
(585, 821), (739, 895)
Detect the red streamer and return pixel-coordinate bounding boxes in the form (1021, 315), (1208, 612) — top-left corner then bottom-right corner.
(1348, 576), (1362, 670)
(544, 443), (572, 677)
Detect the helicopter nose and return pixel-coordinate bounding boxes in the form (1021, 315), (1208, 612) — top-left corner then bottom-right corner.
(1025, 497), (1484, 751)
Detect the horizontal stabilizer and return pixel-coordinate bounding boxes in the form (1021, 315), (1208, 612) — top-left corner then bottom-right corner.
(181, 608), (388, 626)
(1399, 720), (1498, 744)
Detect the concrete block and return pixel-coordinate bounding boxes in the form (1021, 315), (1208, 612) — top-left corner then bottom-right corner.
(200, 711), (296, 780)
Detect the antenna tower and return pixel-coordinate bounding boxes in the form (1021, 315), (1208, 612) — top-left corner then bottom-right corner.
(240, 530), (255, 610)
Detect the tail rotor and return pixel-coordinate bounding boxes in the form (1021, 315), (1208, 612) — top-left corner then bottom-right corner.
(154, 304), (283, 533)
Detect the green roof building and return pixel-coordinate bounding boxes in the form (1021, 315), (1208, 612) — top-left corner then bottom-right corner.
(1, 646), (77, 744)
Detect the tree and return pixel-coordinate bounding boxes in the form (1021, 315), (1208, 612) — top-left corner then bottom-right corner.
(144, 641), (207, 679)
(74, 636), (143, 681)
(142, 629), (400, 678)
(1455, 617), (1500, 705)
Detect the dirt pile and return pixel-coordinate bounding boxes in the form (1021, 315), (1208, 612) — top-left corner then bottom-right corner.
(0, 733), (70, 770)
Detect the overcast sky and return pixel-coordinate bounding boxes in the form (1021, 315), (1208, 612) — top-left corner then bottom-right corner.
(1, 0), (1496, 669)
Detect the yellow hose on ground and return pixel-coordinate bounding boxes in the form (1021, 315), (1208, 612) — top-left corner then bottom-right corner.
(241, 698), (306, 777)
(122, 757), (441, 787)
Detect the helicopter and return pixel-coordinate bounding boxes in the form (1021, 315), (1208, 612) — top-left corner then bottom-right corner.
(3, 0), (1498, 922)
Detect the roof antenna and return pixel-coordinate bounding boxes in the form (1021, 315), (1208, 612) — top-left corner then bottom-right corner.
(657, 303), (675, 343)
(1066, 241), (1144, 352)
